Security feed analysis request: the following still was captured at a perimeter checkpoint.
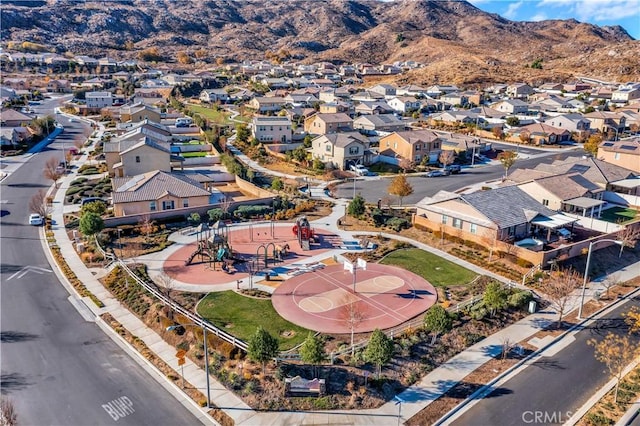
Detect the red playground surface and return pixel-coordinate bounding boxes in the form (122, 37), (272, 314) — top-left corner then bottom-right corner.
(162, 224), (341, 285)
(271, 263), (437, 334)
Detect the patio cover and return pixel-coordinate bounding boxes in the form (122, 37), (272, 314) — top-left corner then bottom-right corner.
(564, 197), (606, 209)
(611, 178), (640, 189)
(531, 213), (577, 229)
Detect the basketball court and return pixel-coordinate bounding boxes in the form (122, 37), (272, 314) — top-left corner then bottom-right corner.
(272, 263), (437, 334)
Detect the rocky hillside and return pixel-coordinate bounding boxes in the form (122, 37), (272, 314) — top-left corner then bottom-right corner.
(2, 0), (639, 84)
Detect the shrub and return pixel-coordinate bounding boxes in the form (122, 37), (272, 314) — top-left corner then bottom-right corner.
(516, 258), (534, 268)
(385, 217), (409, 232)
(508, 290), (532, 308)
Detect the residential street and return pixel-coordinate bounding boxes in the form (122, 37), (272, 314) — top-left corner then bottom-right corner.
(446, 293), (640, 426)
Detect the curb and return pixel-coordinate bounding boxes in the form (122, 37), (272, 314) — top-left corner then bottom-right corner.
(436, 284), (640, 425)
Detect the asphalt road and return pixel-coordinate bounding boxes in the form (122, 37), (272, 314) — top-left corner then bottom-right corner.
(333, 149), (585, 203)
(449, 294), (640, 426)
(0, 99), (201, 425)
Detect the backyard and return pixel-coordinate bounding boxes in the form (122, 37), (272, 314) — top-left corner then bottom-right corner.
(197, 290), (311, 350)
(600, 206), (638, 224)
(186, 104), (234, 125)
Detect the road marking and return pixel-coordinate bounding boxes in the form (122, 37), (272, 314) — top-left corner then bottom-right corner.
(7, 266), (52, 281)
(102, 396), (135, 422)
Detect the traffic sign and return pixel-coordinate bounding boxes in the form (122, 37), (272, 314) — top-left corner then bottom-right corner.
(176, 350), (186, 358)
(177, 357), (186, 366)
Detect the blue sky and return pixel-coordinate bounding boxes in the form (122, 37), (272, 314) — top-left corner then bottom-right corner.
(467, 0), (640, 40)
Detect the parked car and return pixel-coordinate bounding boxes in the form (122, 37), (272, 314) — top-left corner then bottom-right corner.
(425, 170), (448, 177)
(29, 213), (43, 226)
(444, 164), (462, 174)
(349, 164), (369, 176)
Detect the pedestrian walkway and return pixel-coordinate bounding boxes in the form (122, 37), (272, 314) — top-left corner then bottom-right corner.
(44, 119), (640, 425)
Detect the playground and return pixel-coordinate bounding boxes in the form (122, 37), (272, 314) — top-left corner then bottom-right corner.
(162, 218), (342, 285)
(271, 263), (437, 334)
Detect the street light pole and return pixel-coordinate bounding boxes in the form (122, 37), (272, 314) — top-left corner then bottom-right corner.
(167, 322), (211, 408)
(578, 238), (623, 319)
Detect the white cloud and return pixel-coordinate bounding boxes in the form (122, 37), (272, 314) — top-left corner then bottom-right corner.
(531, 13), (549, 21)
(504, 1), (524, 19)
(537, 0), (640, 22)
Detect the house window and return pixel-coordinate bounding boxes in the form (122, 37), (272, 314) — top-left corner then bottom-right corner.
(162, 200), (175, 210)
(452, 218), (463, 229)
(349, 147), (359, 155)
(149, 201), (156, 212)
(441, 215), (448, 225)
(415, 145), (421, 151)
(326, 145), (331, 152)
(135, 156), (141, 163)
(182, 199), (189, 208)
(542, 199), (549, 206)
(470, 223), (477, 234)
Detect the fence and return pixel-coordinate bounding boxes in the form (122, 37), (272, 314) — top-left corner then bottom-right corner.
(115, 259), (249, 352)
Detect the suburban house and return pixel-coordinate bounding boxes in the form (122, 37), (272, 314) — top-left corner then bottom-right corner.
(353, 114), (406, 134)
(429, 111), (481, 126)
(491, 99), (529, 115)
(379, 130), (442, 164)
(516, 173), (606, 218)
(439, 133), (486, 156)
(112, 170), (215, 217)
(199, 89), (230, 104)
(319, 101), (352, 114)
(387, 96), (422, 113)
(413, 186), (579, 264)
(514, 122), (571, 145)
(310, 132), (370, 170)
(0, 128), (18, 147)
(119, 103), (162, 123)
(104, 136), (175, 178)
(0, 109), (33, 127)
(611, 86), (640, 104)
(250, 116), (292, 143)
(369, 84), (397, 98)
(86, 91), (113, 109)
(304, 113), (353, 135)
(46, 79), (71, 93)
(583, 111), (626, 133)
(506, 83), (534, 99)
(354, 100), (395, 115)
(597, 139), (640, 173)
(283, 93), (319, 108)
(543, 114), (591, 135)
(247, 97), (287, 113)
(440, 92), (470, 107)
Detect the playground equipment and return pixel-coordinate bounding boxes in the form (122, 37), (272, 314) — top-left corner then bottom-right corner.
(185, 221), (238, 272)
(292, 216), (315, 251)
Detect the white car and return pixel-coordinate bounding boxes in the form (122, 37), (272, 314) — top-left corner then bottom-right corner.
(29, 213), (43, 226)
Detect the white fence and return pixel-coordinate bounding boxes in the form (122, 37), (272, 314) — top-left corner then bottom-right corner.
(564, 213), (624, 233)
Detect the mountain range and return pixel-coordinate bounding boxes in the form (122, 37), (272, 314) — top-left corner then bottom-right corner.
(2, 0), (639, 84)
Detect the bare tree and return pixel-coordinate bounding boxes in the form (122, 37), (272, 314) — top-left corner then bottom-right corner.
(43, 156), (63, 188)
(501, 337), (513, 360)
(29, 189), (51, 217)
(1, 397), (18, 426)
(341, 298), (365, 355)
(220, 196), (232, 220)
(617, 225), (640, 252)
(398, 157), (415, 174)
(480, 230), (499, 262)
(438, 150), (455, 168)
(156, 273), (177, 319)
(589, 333), (639, 403)
(601, 274), (621, 299)
(138, 214), (155, 242)
(544, 269), (581, 328)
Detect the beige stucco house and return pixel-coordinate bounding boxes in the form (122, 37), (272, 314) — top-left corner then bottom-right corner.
(119, 103), (162, 123)
(303, 113), (353, 135)
(112, 170), (213, 217)
(310, 132), (369, 170)
(250, 115), (292, 143)
(379, 130), (442, 164)
(597, 139), (640, 173)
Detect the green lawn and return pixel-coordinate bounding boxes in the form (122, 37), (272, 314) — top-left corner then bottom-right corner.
(599, 207), (638, 224)
(181, 151), (208, 158)
(197, 291), (311, 350)
(186, 104), (232, 125)
(380, 248), (478, 287)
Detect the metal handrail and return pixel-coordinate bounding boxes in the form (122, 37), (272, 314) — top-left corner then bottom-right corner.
(117, 260), (249, 352)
